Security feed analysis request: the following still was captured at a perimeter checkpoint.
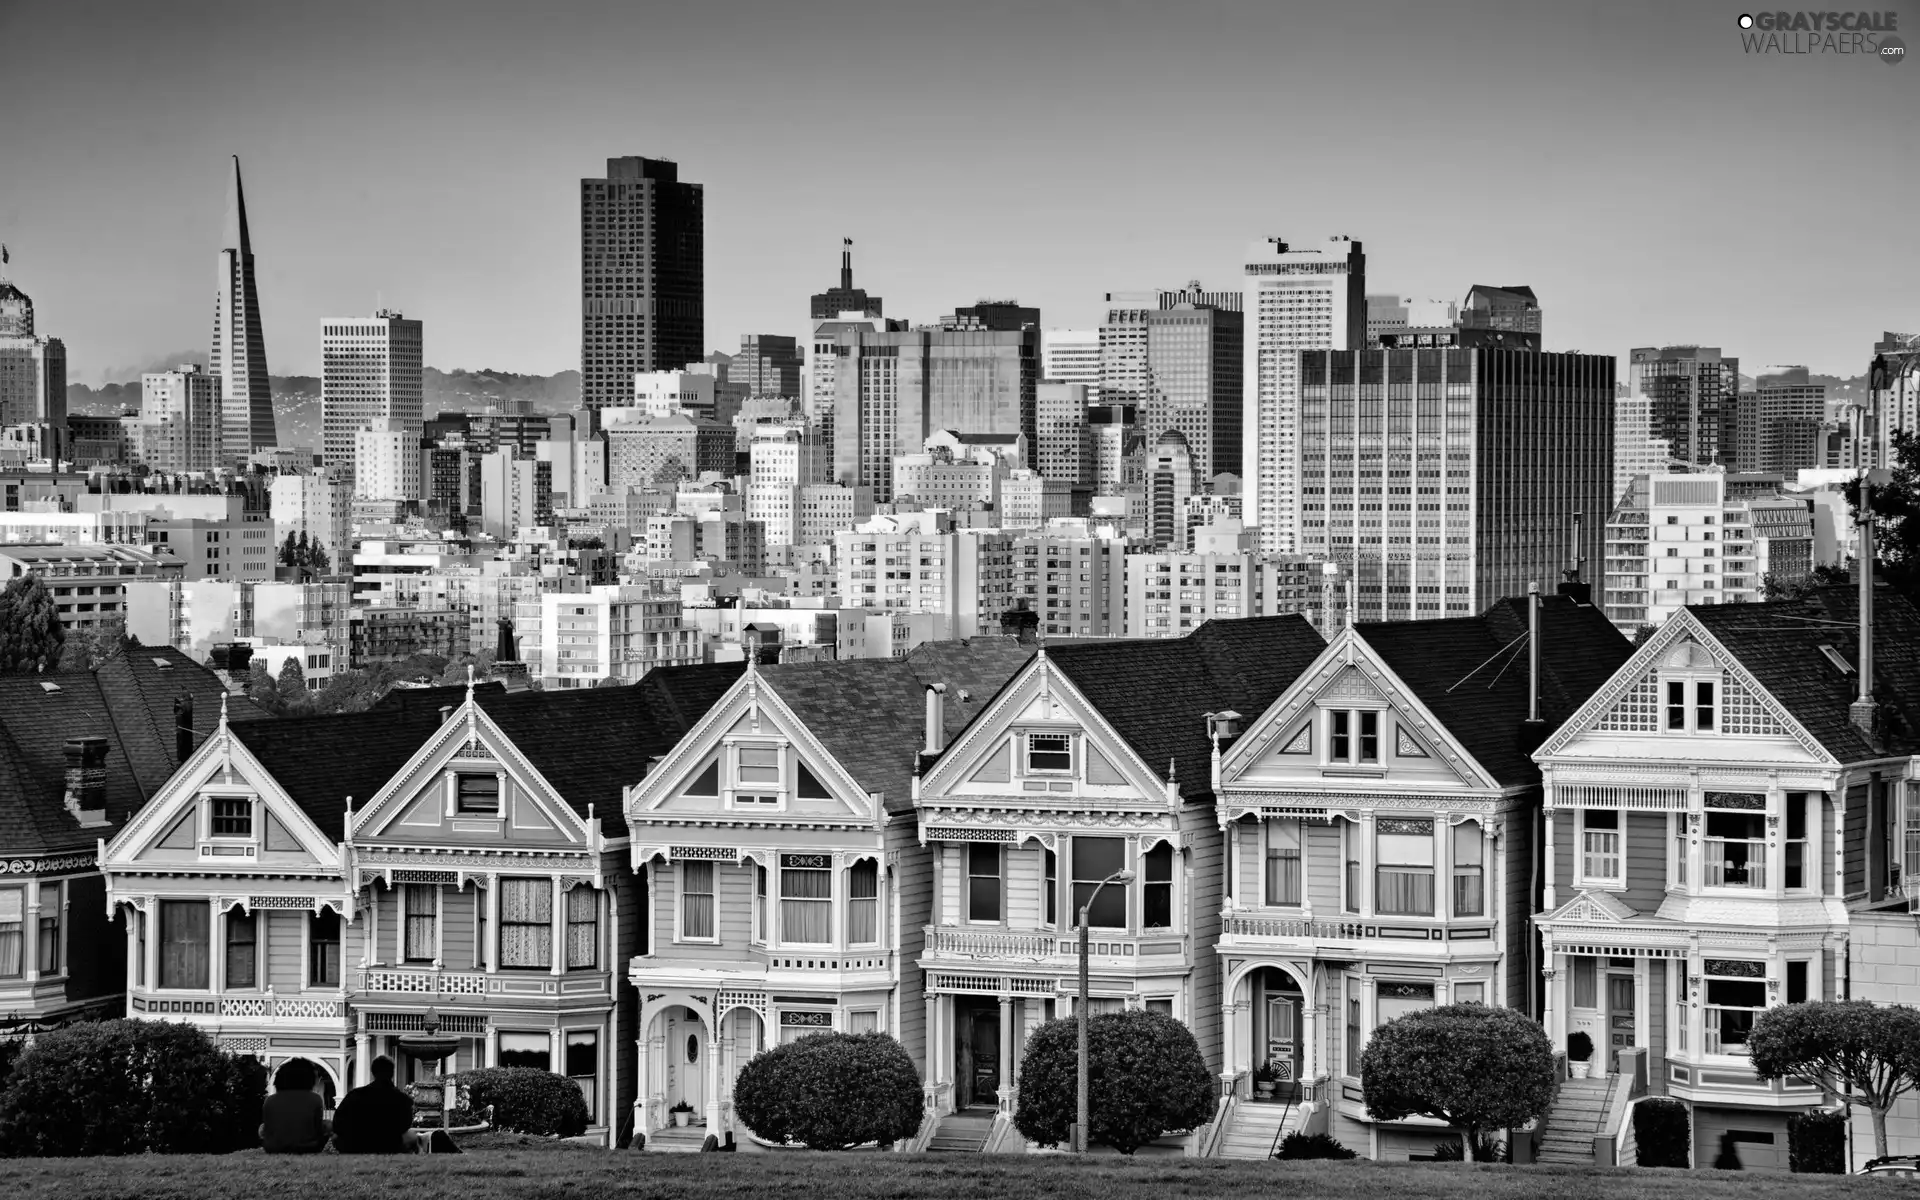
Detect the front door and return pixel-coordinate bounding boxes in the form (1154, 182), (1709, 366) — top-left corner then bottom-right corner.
(672, 1010), (706, 1112)
(955, 998), (999, 1109)
(1606, 974), (1636, 1071)
(1265, 993), (1302, 1097)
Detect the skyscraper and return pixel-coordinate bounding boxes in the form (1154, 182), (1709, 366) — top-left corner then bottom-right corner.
(580, 157), (704, 413)
(1040, 329), (1100, 393)
(1298, 344), (1613, 622)
(810, 239), (883, 321)
(322, 311), (424, 482)
(734, 334), (803, 399)
(1459, 285), (1542, 338)
(211, 157), (275, 460)
(1741, 366), (1826, 475)
(1242, 236), (1367, 555)
(1617, 346), (1739, 499)
(0, 256), (66, 430)
(1871, 331), (1920, 467)
(139, 365), (219, 474)
(1099, 285), (1243, 479)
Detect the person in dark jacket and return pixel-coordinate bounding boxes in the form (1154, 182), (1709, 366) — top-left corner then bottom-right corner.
(330, 1056), (421, 1154)
(259, 1059), (331, 1154)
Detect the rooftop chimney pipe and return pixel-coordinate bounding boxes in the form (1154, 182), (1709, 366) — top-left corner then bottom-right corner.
(924, 684), (948, 757)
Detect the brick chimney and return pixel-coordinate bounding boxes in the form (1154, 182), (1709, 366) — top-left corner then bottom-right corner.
(63, 736), (111, 827)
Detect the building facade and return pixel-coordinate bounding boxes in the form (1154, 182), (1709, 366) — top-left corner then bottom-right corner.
(323, 312), (424, 480)
(581, 157), (704, 413)
(139, 365), (221, 474)
(211, 158), (276, 461)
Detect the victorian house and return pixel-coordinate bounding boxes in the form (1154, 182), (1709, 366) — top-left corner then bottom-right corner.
(1533, 584), (1920, 1171)
(2, 647), (262, 1042)
(912, 617), (1326, 1151)
(102, 668), (741, 1147)
(1209, 593), (1629, 1160)
(621, 639), (1028, 1148)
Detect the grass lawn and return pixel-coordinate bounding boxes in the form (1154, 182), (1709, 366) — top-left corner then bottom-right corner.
(0, 1151), (1897, 1200)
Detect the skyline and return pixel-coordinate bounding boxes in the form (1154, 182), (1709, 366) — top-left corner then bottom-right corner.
(1, 0), (1914, 382)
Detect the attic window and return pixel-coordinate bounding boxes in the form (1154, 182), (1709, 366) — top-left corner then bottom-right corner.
(39, 682), (59, 693)
(1817, 645), (1855, 675)
(1027, 734), (1072, 774)
(456, 774), (500, 815)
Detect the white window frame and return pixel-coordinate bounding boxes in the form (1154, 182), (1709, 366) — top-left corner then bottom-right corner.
(306, 905), (344, 990)
(1660, 674), (1718, 734)
(1324, 708), (1382, 766)
(724, 738), (787, 810)
(1023, 731), (1074, 776)
(1577, 808), (1624, 888)
(676, 861), (719, 944)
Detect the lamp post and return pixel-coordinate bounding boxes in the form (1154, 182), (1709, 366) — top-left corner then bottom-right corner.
(1074, 867), (1135, 1154)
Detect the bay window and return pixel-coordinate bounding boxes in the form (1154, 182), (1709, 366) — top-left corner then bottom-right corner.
(1786, 959), (1809, 1004)
(1376, 981), (1436, 1024)
(1071, 837), (1127, 928)
(1375, 818), (1435, 916)
(1344, 979), (1362, 1076)
(36, 885), (59, 976)
(967, 845), (1002, 922)
(848, 860), (878, 944)
(680, 863), (715, 940)
(1143, 842), (1173, 929)
(1704, 960), (1767, 1054)
(0, 887), (23, 978)
(1044, 850), (1058, 926)
(779, 855), (831, 944)
(1452, 822), (1484, 917)
(1784, 794), (1808, 890)
(1705, 795), (1767, 888)
(1343, 820), (1359, 913)
(500, 878), (553, 968)
(1581, 810), (1621, 883)
(1266, 821), (1301, 906)
(752, 865), (767, 943)
(565, 1031), (598, 1120)
(565, 887), (597, 967)
(225, 909), (257, 989)
(309, 909), (341, 987)
(159, 900), (209, 989)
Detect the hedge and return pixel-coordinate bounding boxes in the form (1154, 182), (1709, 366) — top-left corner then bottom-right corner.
(1012, 1010), (1214, 1155)
(1787, 1109), (1846, 1174)
(450, 1067), (590, 1138)
(1275, 1132), (1357, 1160)
(731, 1032), (922, 1151)
(0, 1019), (267, 1156)
(1633, 1097), (1691, 1168)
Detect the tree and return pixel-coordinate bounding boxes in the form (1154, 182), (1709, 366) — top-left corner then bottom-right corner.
(1013, 1009), (1214, 1155)
(1844, 427), (1920, 599)
(245, 660), (286, 717)
(1631, 623), (1657, 648)
(308, 542), (330, 573)
(276, 656), (307, 705)
(1360, 1003), (1555, 1162)
(730, 1032), (922, 1151)
(279, 531), (300, 566)
(1748, 1000), (1920, 1159)
(0, 574), (66, 674)
(59, 617), (130, 671)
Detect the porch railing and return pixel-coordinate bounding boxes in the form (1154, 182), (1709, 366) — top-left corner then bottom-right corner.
(923, 928), (1054, 959)
(1220, 913), (1370, 941)
(217, 996), (348, 1020)
(356, 968), (489, 996)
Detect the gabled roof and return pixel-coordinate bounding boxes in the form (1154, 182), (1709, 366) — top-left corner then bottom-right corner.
(0, 647), (272, 855)
(1045, 617), (1327, 800)
(1356, 596), (1631, 787)
(235, 666), (746, 841)
(759, 638), (1032, 813)
(1685, 585), (1920, 762)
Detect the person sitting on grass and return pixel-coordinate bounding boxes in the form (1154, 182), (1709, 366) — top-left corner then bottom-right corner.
(331, 1055), (422, 1155)
(259, 1059), (331, 1154)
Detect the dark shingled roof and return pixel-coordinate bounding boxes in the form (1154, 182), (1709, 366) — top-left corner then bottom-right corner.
(0, 647), (272, 855)
(1355, 595), (1633, 786)
(759, 637), (1033, 813)
(1045, 616), (1328, 800)
(1686, 585), (1920, 762)
(233, 665), (746, 841)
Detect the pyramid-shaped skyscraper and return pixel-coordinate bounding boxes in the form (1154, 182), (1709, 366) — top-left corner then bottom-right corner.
(211, 156), (276, 459)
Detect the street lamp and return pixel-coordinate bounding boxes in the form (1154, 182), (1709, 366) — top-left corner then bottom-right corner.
(1074, 867), (1135, 1154)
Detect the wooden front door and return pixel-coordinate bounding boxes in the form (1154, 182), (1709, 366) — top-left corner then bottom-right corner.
(955, 998), (999, 1108)
(1606, 973), (1636, 1067)
(1265, 993), (1302, 1095)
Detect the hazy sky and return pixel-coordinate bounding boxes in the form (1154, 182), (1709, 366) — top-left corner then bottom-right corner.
(1, 0), (1913, 382)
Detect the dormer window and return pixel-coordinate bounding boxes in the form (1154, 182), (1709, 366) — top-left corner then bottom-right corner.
(1026, 734), (1072, 774)
(1328, 711), (1380, 764)
(456, 774), (500, 815)
(729, 744), (784, 806)
(1664, 679), (1716, 732)
(210, 798), (252, 838)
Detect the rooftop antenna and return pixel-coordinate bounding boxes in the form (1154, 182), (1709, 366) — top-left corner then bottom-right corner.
(841, 238), (853, 291)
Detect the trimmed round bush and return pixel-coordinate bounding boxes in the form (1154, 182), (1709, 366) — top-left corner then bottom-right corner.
(1787, 1109), (1846, 1174)
(1013, 1009), (1214, 1155)
(1361, 1003), (1554, 1162)
(451, 1067), (590, 1137)
(1276, 1131), (1357, 1160)
(732, 1031), (922, 1151)
(1633, 1096), (1691, 1168)
(0, 1018), (266, 1156)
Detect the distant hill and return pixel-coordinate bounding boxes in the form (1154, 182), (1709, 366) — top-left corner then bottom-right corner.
(65, 367), (584, 452)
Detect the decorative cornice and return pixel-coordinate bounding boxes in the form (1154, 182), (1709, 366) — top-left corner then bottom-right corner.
(2, 852), (98, 876)
(917, 806), (1177, 836)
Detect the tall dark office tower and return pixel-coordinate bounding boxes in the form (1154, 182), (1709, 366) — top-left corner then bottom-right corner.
(1297, 345), (1613, 622)
(1616, 346), (1739, 496)
(1100, 285), (1243, 479)
(1459, 285), (1542, 338)
(211, 156), (276, 460)
(735, 334), (803, 398)
(810, 239), (883, 321)
(580, 157), (704, 413)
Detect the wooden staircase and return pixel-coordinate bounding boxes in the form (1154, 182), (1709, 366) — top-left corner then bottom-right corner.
(926, 1110), (995, 1153)
(1215, 1100), (1298, 1160)
(1536, 1077), (1615, 1165)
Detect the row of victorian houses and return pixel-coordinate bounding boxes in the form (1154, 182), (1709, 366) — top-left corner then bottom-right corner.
(3, 580), (1917, 1167)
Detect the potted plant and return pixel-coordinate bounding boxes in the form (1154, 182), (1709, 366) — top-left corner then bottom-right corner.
(670, 1100), (695, 1128)
(1253, 1061), (1278, 1100)
(1567, 1031), (1594, 1079)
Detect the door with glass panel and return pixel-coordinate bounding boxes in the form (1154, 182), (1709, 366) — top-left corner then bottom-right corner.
(1606, 970), (1637, 1066)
